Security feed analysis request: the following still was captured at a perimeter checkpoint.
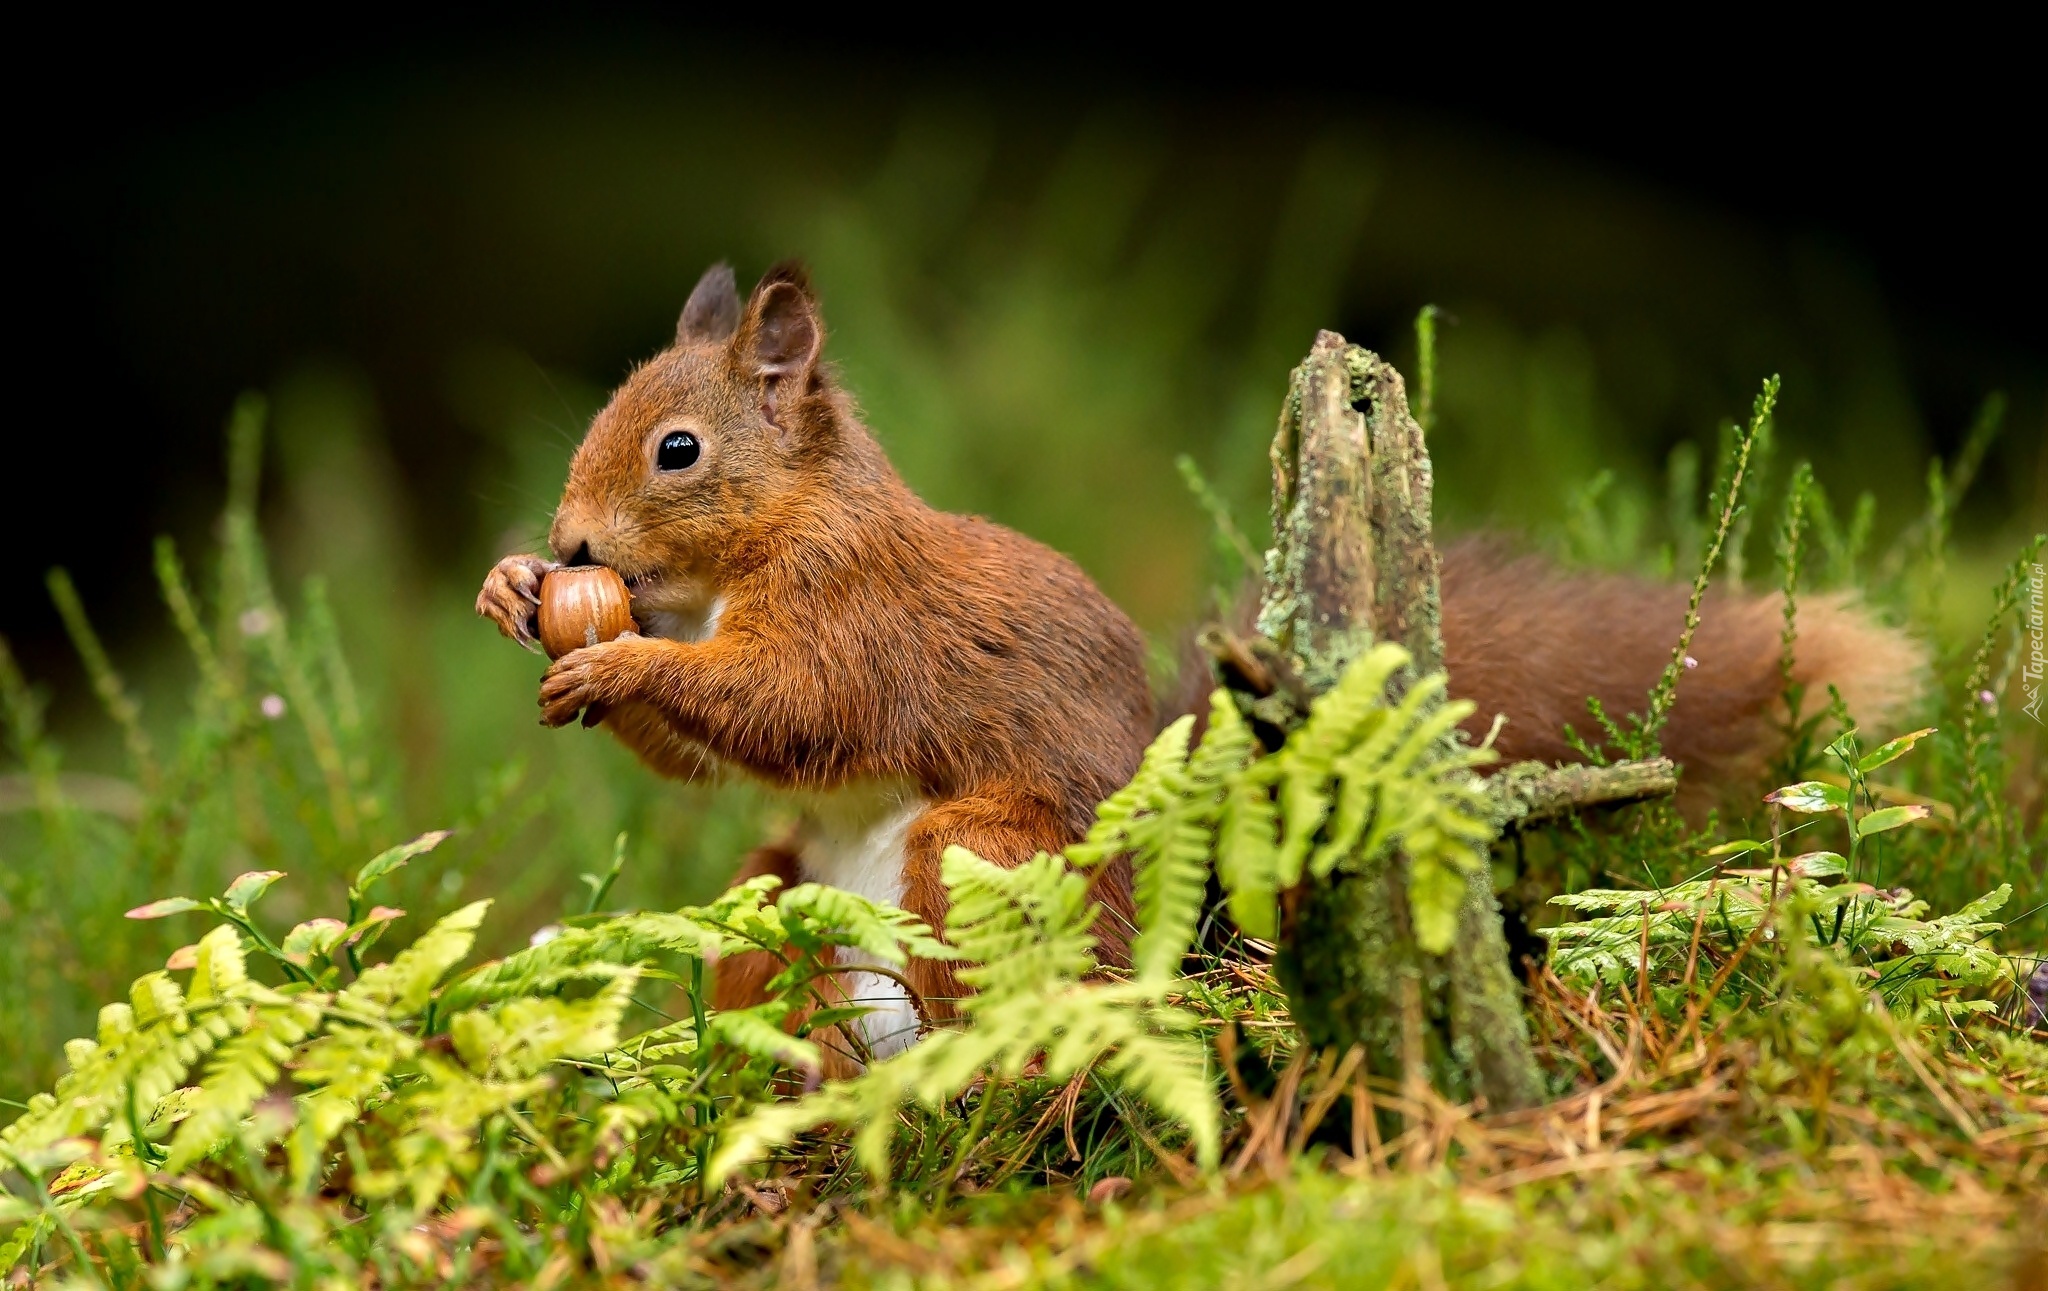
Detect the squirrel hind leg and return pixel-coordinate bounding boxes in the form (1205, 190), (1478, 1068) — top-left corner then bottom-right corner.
(899, 787), (1101, 1008)
(710, 841), (804, 1012)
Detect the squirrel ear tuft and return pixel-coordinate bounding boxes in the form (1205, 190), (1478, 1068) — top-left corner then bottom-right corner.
(739, 261), (823, 384)
(677, 263), (742, 345)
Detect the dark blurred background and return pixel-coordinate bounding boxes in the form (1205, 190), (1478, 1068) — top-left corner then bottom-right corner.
(14, 22), (2043, 712)
(5, 18), (2044, 1092)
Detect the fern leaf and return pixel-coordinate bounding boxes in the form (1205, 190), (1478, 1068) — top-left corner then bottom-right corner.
(438, 908), (729, 1013)
(1187, 690), (1256, 788)
(1216, 779), (1281, 940)
(1127, 692), (1260, 979)
(623, 1015), (702, 1065)
(163, 999), (322, 1171)
(345, 899), (490, 1016)
(294, 1023), (416, 1150)
(130, 971), (186, 1027)
(710, 843), (1224, 1186)
(708, 1003), (821, 1072)
(1129, 804), (1211, 983)
(1406, 855), (1471, 956)
(3, 965), (219, 1155)
(778, 884), (918, 966)
(1068, 716), (1194, 868)
(376, 1056), (551, 1213)
(705, 1084), (861, 1183)
(945, 848), (1098, 998)
(1095, 1022), (1220, 1169)
(448, 969), (639, 1079)
(186, 924), (249, 1006)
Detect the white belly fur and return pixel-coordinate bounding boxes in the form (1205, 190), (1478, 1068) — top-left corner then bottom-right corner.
(637, 594), (926, 1057)
(638, 594), (725, 645)
(792, 780), (926, 1058)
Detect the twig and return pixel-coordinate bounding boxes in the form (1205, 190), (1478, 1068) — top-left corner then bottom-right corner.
(1494, 758), (1679, 832)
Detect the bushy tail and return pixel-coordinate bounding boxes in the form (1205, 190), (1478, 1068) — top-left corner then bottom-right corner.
(1439, 540), (1927, 807)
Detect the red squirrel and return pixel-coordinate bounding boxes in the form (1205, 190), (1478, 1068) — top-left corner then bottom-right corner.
(478, 263), (1155, 1055)
(477, 262), (1923, 1051)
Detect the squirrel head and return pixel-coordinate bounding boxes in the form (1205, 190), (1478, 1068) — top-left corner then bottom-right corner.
(549, 261), (865, 604)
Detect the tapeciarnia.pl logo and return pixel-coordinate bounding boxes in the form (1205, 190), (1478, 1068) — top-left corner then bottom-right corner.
(2023, 562), (2044, 724)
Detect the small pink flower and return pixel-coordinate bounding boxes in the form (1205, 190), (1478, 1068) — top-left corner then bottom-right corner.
(1978, 690), (1997, 706)
(260, 694), (286, 719)
(1683, 656), (1699, 670)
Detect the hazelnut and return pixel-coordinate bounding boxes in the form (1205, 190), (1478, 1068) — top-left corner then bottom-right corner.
(537, 566), (636, 659)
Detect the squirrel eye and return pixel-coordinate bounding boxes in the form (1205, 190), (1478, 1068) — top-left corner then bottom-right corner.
(656, 431), (701, 471)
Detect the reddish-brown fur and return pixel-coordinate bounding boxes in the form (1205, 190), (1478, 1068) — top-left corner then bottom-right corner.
(476, 263), (1153, 1024)
(1440, 541), (1924, 811)
(478, 262), (1924, 1037)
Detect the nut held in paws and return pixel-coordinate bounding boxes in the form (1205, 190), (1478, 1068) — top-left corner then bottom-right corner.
(537, 566), (636, 659)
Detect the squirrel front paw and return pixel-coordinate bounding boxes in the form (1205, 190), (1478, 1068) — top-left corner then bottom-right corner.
(476, 554), (558, 652)
(538, 634), (651, 728)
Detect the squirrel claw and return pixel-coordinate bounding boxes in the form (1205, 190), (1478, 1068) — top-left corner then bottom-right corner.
(537, 641), (628, 728)
(478, 554), (559, 648)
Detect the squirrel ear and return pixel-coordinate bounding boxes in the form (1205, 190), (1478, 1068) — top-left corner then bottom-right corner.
(737, 263), (823, 424)
(677, 263), (742, 345)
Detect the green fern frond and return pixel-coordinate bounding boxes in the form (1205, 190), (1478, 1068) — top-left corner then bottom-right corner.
(1129, 803), (1213, 982)
(439, 877), (952, 1020)
(777, 883), (955, 966)
(1089, 1013), (1220, 1165)
(1216, 768), (1281, 939)
(374, 1056), (551, 1213)
(3, 960), (221, 1156)
(1127, 695), (1258, 980)
(448, 968), (639, 1080)
(1215, 702), (1282, 940)
(438, 908), (732, 1014)
(707, 1003), (821, 1072)
(1547, 878), (1771, 986)
(1265, 646), (1411, 887)
(709, 979), (1219, 1184)
(186, 923), (251, 1005)
(707, 1085), (861, 1183)
(164, 998), (322, 1171)
(945, 848), (1099, 997)
(294, 1022), (417, 1154)
(1869, 883), (2011, 989)
(1545, 874), (2013, 1004)
(345, 899), (490, 1016)
(1067, 715), (1195, 869)
(711, 829), (1225, 1187)
(1203, 645), (1499, 953)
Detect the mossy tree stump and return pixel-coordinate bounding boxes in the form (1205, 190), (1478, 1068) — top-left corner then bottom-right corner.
(1257, 330), (1545, 1112)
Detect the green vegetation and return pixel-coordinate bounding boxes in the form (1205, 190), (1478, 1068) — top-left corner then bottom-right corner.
(4, 310), (2044, 1286)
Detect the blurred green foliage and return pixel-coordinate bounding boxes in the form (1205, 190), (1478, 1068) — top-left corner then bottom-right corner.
(5, 85), (2043, 1103)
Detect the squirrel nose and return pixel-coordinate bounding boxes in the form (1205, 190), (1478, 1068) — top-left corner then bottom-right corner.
(549, 517), (596, 566)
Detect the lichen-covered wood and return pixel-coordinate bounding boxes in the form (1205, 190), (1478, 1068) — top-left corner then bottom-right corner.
(1258, 330), (1542, 1112)
(1259, 333), (1444, 692)
(1493, 757), (1679, 832)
